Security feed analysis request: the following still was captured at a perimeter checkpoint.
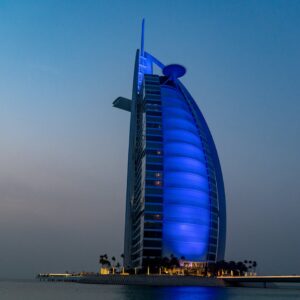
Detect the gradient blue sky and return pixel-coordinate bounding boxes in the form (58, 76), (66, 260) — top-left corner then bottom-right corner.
(0, 0), (299, 278)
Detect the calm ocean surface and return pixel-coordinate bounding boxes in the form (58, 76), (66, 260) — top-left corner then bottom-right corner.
(0, 280), (299, 300)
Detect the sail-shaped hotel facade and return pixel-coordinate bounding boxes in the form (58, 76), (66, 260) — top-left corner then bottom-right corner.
(113, 21), (226, 268)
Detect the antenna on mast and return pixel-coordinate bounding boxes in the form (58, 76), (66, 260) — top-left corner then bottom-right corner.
(141, 18), (145, 56)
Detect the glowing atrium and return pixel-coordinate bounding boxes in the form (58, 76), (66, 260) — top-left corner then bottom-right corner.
(113, 21), (226, 268)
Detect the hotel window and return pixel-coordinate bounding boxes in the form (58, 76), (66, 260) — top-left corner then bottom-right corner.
(145, 188), (162, 195)
(146, 156), (162, 163)
(145, 213), (162, 221)
(146, 149), (162, 156)
(210, 237), (218, 245)
(146, 142), (163, 150)
(143, 249), (161, 256)
(147, 123), (161, 129)
(146, 116), (161, 123)
(146, 180), (162, 186)
(144, 231), (162, 238)
(146, 164), (163, 171)
(146, 111), (162, 117)
(144, 204), (162, 212)
(208, 254), (216, 261)
(146, 128), (162, 136)
(145, 196), (163, 203)
(146, 90), (160, 95)
(144, 222), (162, 229)
(143, 240), (162, 248)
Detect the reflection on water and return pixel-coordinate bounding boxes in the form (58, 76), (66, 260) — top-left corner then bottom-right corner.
(0, 280), (300, 300)
(122, 286), (224, 300)
(121, 285), (300, 300)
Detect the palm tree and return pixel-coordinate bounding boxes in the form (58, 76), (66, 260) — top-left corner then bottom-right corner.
(228, 261), (237, 275)
(252, 261), (257, 273)
(99, 254), (111, 267)
(217, 260), (228, 275)
(112, 256), (116, 266)
(162, 256), (170, 268)
(169, 255), (180, 268)
(99, 254), (105, 265)
(110, 256), (116, 274)
(120, 253), (124, 264)
(120, 254), (125, 273)
(236, 261), (247, 276)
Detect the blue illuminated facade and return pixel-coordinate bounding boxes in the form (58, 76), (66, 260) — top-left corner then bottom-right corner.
(113, 21), (226, 268)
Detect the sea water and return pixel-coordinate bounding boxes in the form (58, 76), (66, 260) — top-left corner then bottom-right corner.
(0, 279), (299, 300)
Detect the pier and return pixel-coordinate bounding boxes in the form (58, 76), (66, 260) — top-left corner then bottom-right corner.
(219, 275), (300, 288)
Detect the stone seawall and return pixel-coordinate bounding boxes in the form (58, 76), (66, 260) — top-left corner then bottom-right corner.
(38, 274), (300, 288)
(76, 275), (226, 287)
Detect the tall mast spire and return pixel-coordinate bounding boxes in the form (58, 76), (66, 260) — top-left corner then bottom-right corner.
(141, 18), (145, 56)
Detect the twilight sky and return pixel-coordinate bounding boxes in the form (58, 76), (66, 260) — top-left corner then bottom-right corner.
(0, 0), (299, 278)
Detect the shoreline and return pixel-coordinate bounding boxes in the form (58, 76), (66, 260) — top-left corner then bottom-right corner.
(37, 274), (300, 288)
(77, 274), (226, 287)
(39, 274), (226, 287)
